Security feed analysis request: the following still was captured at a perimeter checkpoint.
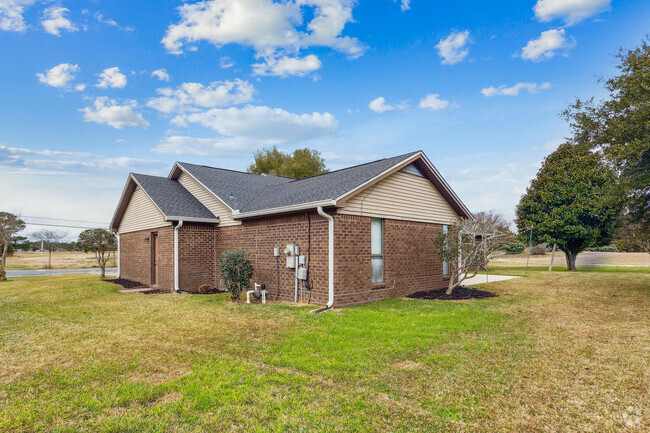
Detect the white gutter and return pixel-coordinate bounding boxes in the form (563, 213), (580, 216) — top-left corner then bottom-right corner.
(174, 220), (184, 292)
(116, 233), (120, 278)
(165, 216), (220, 224)
(312, 206), (334, 312)
(232, 200), (337, 220)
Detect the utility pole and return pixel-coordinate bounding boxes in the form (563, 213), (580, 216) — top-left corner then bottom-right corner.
(40, 240), (43, 269)
(525, 224), (533, 277)
(549, 244), (557, 271)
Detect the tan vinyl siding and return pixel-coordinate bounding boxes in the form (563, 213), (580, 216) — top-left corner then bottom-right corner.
(339, 171), (459, 224)
(118, 187), (171, 234)
(177, 171), (241, 226)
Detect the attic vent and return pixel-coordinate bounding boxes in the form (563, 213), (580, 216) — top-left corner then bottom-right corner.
(399, 163), (425, 178)
(261, 173), (268, 177)
(229, 192), (236, 200)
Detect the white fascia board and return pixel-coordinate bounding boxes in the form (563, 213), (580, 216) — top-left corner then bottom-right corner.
(418, 153), (474, 220)
(232, 200), (337, 219)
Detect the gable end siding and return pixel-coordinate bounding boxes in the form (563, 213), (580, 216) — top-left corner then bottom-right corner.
(118, 187), (171, 233)
(177, 172), (241, 226)
(338, 171), (459, 224)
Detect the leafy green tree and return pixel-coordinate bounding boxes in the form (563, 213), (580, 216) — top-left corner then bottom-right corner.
(77, 229), (117, 279)
(219, 250), (254, 302)
(248, 147), (328, 179)
(562, 40), (649, 232)
(0, 212), (25, 281)
(516, 143), (622, 270)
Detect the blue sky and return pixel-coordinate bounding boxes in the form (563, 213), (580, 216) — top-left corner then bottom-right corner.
(1, 0), (648, 238)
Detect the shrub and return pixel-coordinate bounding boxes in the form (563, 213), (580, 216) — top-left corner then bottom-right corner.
(219, 250), (254, 302)
(587, 244), (619, 252)
(198, 284), (212, 294)
(502, 241), (526, 254)
(530, 243), (547, 255)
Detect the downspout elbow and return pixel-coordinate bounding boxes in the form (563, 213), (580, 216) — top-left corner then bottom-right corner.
(312, 206), (334, 312)
(174, 220), (184, 292)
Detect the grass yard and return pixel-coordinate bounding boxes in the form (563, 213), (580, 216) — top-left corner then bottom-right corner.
(0, 272), (648, 432)
(5, 251), (117, 270)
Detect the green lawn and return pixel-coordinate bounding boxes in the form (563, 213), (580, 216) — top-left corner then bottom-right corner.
(1, 272), (648, 432)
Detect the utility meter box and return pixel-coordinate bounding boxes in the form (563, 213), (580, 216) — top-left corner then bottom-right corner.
(297, 267), (308, 280)
(283, 244), (296, 268)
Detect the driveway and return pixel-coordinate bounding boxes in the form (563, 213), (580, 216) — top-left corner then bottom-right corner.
(463, 274), (519, 285)
(6, 268), (118, 278)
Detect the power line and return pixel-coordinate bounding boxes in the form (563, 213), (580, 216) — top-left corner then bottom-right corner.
(21, 215), (109, 225)
(23, 222), (107, 229)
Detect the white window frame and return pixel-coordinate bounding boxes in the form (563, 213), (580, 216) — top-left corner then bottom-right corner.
(442, 224), (449, 276)
(371, 218), (384, 284)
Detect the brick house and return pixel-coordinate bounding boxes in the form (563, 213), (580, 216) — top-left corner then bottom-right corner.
(109, 151), (472, 308)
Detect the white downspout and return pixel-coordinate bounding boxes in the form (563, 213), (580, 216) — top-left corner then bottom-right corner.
(174, 220), (184, 292)
(116, 233), (120, 278)
(312, 206), (334, 313)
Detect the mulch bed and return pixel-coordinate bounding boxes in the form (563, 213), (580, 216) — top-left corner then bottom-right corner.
(103, 278), (148, 289)
(407, 285), (497, 301)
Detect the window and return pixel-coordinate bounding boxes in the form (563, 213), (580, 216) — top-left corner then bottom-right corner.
(442, 225), (449, 276)
(371, 218), (383, 284)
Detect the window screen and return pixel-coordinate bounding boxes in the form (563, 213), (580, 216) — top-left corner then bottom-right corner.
(371, 218), (383, 283)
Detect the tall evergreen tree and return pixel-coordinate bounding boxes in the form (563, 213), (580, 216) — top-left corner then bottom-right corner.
(516, 143), (622, 270)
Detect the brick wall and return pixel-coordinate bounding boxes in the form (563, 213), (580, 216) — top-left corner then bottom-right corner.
(333, 214), (449, 307)
(119, 212), (449, 305)
(119, 226), (174, 291)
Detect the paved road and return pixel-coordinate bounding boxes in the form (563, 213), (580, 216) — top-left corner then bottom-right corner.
(6, 268), (118, 278)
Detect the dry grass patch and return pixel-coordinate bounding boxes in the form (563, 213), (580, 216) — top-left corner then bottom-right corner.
(0, 272), (648, 432)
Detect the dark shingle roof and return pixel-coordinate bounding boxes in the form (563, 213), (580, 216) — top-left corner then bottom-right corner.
(237, 152), (420, 212)
(176, 163), (294, 210)
(132, 173), (217, 220)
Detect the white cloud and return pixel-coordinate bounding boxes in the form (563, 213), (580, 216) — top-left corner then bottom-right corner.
(481, 82), (551, 97)
(521, 28), (575, 62)
(147, 79), (255, 114)
(418, 94), (450, 110)
(82, 97), (149, 129)
(252, 54), (322, 77)
(36, 63), (79, 88)
(534, 0), (610, 26)
(220, 56), (234, 69)
(0, 0), (37, 32)
(93, 11), (133, 31)
(368, 97), (395, 113)
(151, 68), (170, 81)
(153, 135), (257, 157)
(435, 30), (471, 65)
(398, 0), (410, 12)
(172, 105), (338, 143)
(96, 67), (127, 88)
(532, 137), (565, 151)
(162, 0), (365, 75)
(41, 6), (78, 36)
(74, 83), (86, 91)
(0, 143), (92, 158)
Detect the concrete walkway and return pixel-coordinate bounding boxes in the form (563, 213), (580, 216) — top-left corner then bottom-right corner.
(6, 268), (117, 278)
(462, 274), (519, 286)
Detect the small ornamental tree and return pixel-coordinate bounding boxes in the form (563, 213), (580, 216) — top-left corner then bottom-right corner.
(434, 218), (512, 295)
(0, 212), (26, 281)
(31, 230), (66, 269)
(516, 143), (622, 270)
(77, 228), (117, 279)
(219, 250), (254, 301)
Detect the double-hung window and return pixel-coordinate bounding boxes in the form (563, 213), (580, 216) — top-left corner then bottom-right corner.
(442, 224), (449, 276)
(371, 218), (384, 284)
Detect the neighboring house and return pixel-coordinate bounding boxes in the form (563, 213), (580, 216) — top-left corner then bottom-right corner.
(110, 151), (472, 308)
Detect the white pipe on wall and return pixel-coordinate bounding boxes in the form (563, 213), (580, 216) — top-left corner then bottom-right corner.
(174, 220), (184, 292)
(312, 206), (334, 312)
(116, 233), (120, 278)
